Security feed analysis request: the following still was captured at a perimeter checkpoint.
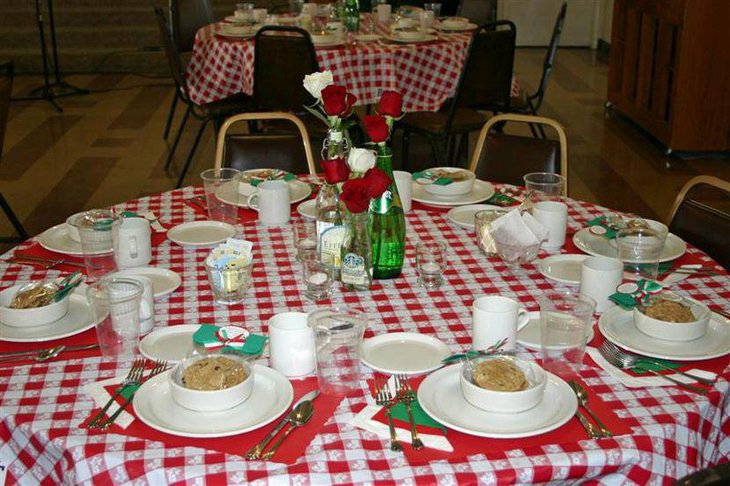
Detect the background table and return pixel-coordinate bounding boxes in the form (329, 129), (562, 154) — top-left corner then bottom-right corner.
(187, 22), (519, 112)
(0, 183), (729, 484)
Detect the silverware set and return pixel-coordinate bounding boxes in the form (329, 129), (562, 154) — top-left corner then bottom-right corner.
(6, 253), (86, 269)
(372, 375), (423, 451)
(0, 344), (99, 363)
(568, 380), (612, 439)
(87, 359), (168, 430)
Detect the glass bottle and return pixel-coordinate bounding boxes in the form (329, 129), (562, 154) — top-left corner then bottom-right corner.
(317, 129), (349, 275)
(343, 0), (360, 33)
(341, 211), (373, 291)
(369, 146), (406, 279)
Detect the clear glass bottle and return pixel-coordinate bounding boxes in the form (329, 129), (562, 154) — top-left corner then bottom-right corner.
(317, 129), (349, 275)
(341, 211), (373, 291)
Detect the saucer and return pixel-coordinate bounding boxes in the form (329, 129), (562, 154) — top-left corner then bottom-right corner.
(516, 311), (596, 351)
(138, 325), (199, 363)
(0, 292), (98, 342)
(37, 223), (104, 256)
(417, 364), (577, 438)
(167, 221), (236, 247)
(361, 332), (450, 375)
(445, 204), (501, 230)
(297, 199), (316, 220)
(412, 179), (496, 208)
(572, 228), (686, 263)
(438, 22), (478, 32)
(112, 267), (182, 298)
(216, 179), (311, 207)
(537, 254), (589, 286)
(134, 366), (293, 438)
(355, 34), (381, 42)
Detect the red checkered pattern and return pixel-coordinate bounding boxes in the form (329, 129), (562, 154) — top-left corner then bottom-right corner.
(186, 23), (519, 111)
(0, 183), (729, 484)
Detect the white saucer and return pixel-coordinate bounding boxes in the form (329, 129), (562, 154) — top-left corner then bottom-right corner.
(112, 267), (182, 298)
(138, 325), (199, 363)
(133, 366), (293, 438)
(572, 228), (686, 263)
(216, 179), (311, 207)
(0, 293), (98, 342)
(355, 34), (380, 42)
(537, 254), (589, 286)
(37, 223), (104, 256)
(445, 204), (501, 230)
(386, 34), (437, 43)
(517, 311), (595, 351)
(438, 22), (478, 32)
(417, 364), (577, 438)
(167, 221), (236, 247)
(598, 306), (730, 361)
(361, 332), (450, 375)
(313, 39), (345, 47)
(297, 199), (316, 220)
(412, 179), (496, 208)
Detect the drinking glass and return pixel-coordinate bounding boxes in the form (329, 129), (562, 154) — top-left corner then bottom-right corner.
(201, 168), (240, 224)
(474, 209), (507, 256)
(420, 10), (435, 30)
(289, 0), (304, 15)
(424, 2), (442, 18)
(73, 209), (120, 282)
(293, 219), (318, 261)
(416, 241), (446, 290)
(87, 277), (144, 357)
(616, 225), (668, 279)
(308, 307), (367, 396)
(493, 234), (540, 270)
(314, 4), (331, 34)
(205, 258), (253, 305)
(301, 254), (334, 301)
(236, 3), (255, 22)
(523, 172), (565, 210)
(539, 291), (596, 379)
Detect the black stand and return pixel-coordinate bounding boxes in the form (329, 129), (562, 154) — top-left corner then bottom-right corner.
(14, 0), (89, 112)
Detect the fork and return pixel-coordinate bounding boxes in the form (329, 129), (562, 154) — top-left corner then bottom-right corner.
(373, 378), (403, 452)
(97, 360), (168, 430)
(394, 374), (424, 450)
(598, 342), (708, 394)
(87, 358), (146, 427)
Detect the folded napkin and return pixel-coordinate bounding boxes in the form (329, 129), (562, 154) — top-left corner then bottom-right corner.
(586, 216), (620, 239)
(491, 208), (548, 247)
(0, 328), (99, 367)
(412, 171), (454, 186)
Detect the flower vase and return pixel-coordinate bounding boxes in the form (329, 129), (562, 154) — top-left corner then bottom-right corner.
(316, 129), (349, 274)
(369, 146), (406, 279)
(341, 211), (373, 290)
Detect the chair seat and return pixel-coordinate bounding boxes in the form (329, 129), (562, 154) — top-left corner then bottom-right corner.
(474, 133), (560, 186)
(199, 93), (255, 118)
(400, 108), (488, 136)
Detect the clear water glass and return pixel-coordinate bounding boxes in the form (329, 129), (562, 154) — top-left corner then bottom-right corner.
(474, 209), (507, 256)
(424, 2), (442, 17)
(87, 277), (143, 357)
(73, 209), (120, 282)
(523, 172), (565, 211)
(236, 3), (255, 22)
(294, 219), (318, 262)
(201, 168), (240, 225)
(302, 254), (334, 301)
(205, 259), (253, 305)
(416, 241), (446, 290)
(616, 226), (667, 279)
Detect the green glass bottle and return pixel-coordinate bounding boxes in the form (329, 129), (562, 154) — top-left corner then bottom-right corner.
(343, 0), (360, 33)
(369, 146), (406, 279)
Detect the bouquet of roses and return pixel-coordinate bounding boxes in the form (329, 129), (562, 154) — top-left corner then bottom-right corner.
(320, 148), (391, 213)
(362, 90), (405, 146)
(302, 70), (357, 131)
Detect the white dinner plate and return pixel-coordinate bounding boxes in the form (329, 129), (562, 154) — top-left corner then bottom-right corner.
(37, 223), (104, 256)
(216, 179), (311, 207)
(386, 34), (438, 44)
(112, 267), (182, 298)
(516, 311), (595, 351)
(361, 332), (450, 375)
(598, 306), (730, 361)
(167, 221), (236, 247)
(134, 366), (293, 438)
(417, 364), (577, 438)
(412, 179), (496, 208)
(138, 325), (199, 363)
(312, 38), (345, 47)
(355, 34), (381, 42)
(0, 293), (99, 342)
(537, 254), (589, 286)
(445, 204), (501, 231)
(438, 22), (478, 32)
(217, 31), (256, 39)
(297, 199), (316, 220)
(572, 228), (687, 263)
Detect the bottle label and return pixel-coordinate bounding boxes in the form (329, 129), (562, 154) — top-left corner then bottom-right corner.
(317, 220), (333, 239)
(342, 253), (369, 286)
(320, 225), (347, 268)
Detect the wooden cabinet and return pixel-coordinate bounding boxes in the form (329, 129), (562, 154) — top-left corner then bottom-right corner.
(607, 0), (730, 153)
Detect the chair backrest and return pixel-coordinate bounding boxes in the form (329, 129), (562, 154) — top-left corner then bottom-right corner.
(468, 113), (568, 195)
(170, 0), (215, 53)
(528, 3), (567, 111)
(214, 112), (317, 175)
(666, 175), (730, 270)
(458, 0), (495, 25)
(254, 26), (319, 112)
(0, 61), (12, 158)
(154, 7), (191, 104)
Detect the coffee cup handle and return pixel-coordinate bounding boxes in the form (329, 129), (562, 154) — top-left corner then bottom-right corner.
(516, 308), (530, 331)
(247, 193), (259, 211)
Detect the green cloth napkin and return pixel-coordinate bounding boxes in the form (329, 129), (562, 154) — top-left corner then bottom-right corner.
(631, 358), (681, 374)
(192, 325), (267, 356)
(390, 399), (446, 432)
(119, 383), (141, 400)
(586, 216), (619, 239)
(248, 171), (296, 187)
(412, 171), (453, 186)
(485, 192), (518, 207)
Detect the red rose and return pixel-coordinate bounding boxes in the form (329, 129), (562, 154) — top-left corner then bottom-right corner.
(320, 85), (357, 117)
(363, 168), (391, 198)
(378, 90), (403, 118)
(320, 157), (350, 184)
(363, 115), (390, 143)
(340, 178), (372, 213)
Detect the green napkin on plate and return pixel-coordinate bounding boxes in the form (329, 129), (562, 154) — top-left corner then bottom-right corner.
(631, 358), (681, 374)
(389, 398), (446, 432)
(248, 171), (296, 187)
(586, 216), (620, 239)
(412, 171), (453, 186)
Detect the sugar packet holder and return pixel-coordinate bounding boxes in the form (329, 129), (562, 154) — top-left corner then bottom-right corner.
(206, 238), (253, 270)
(608, 279), (664, 309)
(193, 324), (267, 357)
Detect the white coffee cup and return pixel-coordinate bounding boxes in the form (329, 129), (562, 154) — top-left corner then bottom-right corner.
(109, 275), (154, 335)
(532, 201), (567, 251)
(579, 256), (623, 313)
(472, 295), (530, 351)
(247, 180), (290, 226)
(113, 217), (152, 269)
(377, 4), (392, 23)
(253, 8), (267, 23)
(393, 170), (412, 213)
(268, 311), (316, 377)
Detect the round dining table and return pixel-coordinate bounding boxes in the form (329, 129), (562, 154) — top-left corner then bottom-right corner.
(186, 21), (519, 111)
(0, 179), (728, 484)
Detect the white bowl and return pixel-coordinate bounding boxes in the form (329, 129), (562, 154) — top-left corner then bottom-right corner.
(310, 33), (338, 45)
(170, 354), (254, 412)
(222, 24), (253, 35)
(421, 168), (475, 196)
(65, 212), (85, 242)
(0, 284), (70, 328)
(633, 294), (710, 341)
(460, 356), (547, 414)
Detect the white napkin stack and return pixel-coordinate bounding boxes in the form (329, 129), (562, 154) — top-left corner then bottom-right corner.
(490, 209), (548, 247)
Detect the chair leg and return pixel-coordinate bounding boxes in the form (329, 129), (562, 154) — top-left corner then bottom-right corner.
(163, 90), (179, 140)
(175, 119), (208, 189)
(165, 105), (192, 171)
(428, 137), (444, 166)
(0, 193), (28, 241)
(402, 130), (410, 172)
(458, 132), (469, 166)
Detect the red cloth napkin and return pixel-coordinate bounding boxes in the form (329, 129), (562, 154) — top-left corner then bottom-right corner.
(84, 376), (342, 464)
(364, 376), (631, 464)
(0, 328), (100, 367)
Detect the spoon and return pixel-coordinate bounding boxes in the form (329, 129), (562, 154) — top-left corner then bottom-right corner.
(569, 381), (612, 438)
(34, 345), (66, 362)
(261, 400), (315, 460)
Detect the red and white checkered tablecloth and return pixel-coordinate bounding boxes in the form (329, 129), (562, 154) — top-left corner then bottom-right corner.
(186, 22), (519, 112)
(1, 183), (729, 484)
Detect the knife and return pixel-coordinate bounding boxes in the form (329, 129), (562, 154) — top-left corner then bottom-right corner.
(244, 389), (320, 459)
(10, 254), (86, 268)
(0, 343), (99, 359)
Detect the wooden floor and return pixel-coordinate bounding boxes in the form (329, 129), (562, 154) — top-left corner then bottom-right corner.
(2, 48), (729, 239)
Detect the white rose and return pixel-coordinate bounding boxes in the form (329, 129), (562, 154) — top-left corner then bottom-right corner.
(303, 71), (334, 100)
(347, 148), (376, 173)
